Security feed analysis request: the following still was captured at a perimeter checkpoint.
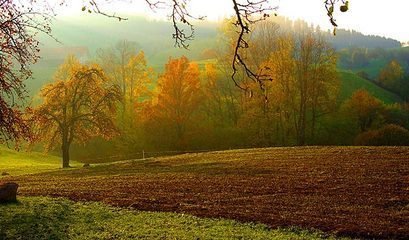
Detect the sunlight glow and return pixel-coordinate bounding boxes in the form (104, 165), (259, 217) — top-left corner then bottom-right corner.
(56, 0), (409, 43)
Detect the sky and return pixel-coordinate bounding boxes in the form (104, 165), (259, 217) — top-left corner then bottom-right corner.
(55, 0), (409, 43)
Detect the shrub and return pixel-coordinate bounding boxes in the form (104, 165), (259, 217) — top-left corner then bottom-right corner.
(355, 124), (409, 146)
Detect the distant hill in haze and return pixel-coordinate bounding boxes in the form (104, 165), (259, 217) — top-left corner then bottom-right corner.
(39, 15), (218, 64)
(37, 15), (401, 63)
(270, 17), (401, 50)
(325, 29), (401, 50)
(29, 15), (219, 95)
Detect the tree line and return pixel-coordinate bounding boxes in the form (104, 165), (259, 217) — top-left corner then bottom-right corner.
(27, 21), (409, 167)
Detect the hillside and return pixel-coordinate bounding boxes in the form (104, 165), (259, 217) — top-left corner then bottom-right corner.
(338, 47), (409, 79)
(4, 146), (409, 239)
(339, 71), (402, 103)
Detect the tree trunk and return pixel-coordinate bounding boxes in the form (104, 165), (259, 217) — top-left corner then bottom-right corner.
(62, 144), (70, 168)
(297, 91), (307, 146)
(61, 134), (71, 168)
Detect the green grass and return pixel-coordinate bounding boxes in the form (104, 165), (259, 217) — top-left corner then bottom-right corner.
(0, 197), (338, 240)
(339, 70), (402, 104)
(0, 145), (80, 176)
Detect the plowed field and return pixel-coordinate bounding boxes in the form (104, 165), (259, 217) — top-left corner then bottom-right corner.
(3, 147), (409, 239)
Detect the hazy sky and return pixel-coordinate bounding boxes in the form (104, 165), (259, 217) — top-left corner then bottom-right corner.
(57, 0), (409, 43)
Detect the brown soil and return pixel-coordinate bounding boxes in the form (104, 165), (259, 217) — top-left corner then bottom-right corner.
(3, 147), (409, 239)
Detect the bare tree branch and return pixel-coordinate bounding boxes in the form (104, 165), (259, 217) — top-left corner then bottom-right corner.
(231, 0), (277, 91)
(169, 0), (205, 48)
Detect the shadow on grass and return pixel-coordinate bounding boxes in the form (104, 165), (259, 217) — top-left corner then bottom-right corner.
(0, 198), (73, 240)
(0, 200), (21, 206)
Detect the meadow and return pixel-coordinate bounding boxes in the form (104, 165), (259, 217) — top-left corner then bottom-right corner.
(2, 146), (408, 239)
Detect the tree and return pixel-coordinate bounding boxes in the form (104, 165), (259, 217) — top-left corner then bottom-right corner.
(31, 56), (121, 168)
(383, 103), (409, 129)
(202, 63), (245, 148)
(97, 40), (139, 118)
(97, 42), (153, 120)
(378, 60), (404, 90)
(146, 56), (203, 149)
(236, 28), (339, 146)
(343, 89), (384, 132)
(293, 33), (339, 144)
(0, 0), (53, 142)
(262, 32), (339, 145)
(124, 51), (152, 117)
(97, 43), (153, 155)
(378, 60), (409, 100)
(203, 63), (238, 126)
(262, 35), (297, 145)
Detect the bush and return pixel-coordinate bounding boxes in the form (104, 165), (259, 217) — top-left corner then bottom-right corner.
(355, 124), (409, 146)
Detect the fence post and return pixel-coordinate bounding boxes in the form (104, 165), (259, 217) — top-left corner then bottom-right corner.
(143, 150), (145, 160)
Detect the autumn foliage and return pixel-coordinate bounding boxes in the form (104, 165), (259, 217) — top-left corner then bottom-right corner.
(355, 124), (409, 146)
(31, 56), (121, 167)
(64, 25), (408, 162)
(343, 89), (383, 132)
(19, 21), (409, 163)
(145, 56), (203, 149)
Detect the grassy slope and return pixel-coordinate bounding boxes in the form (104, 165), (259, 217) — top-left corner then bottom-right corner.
(339, 47), (409, 79)
(339, 70), (402, 104)
(354, 58), (389, 79)
(0, 197), (334, 240)
(0, 145), (79, 176)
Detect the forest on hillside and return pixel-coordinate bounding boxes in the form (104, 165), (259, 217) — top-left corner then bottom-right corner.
(22, 17), (409, 163)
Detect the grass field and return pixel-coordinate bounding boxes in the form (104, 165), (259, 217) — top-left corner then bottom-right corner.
(0, 145), (79, 176)
(0, 197), (336, 240)
(2, 146), (408, 239)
